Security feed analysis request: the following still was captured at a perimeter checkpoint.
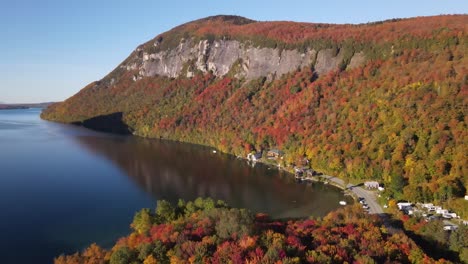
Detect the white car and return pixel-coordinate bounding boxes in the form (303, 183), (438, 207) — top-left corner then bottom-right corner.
(442, 214), (453, 219)
(443, 225), (458, 231)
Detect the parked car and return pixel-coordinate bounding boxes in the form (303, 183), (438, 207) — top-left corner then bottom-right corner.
(443, 225), (458, 231)
(425, 215), (441, 222)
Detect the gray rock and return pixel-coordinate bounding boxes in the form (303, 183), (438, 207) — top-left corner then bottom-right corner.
(314, 48), (345, 75)
(206, 40), (242, 76)
(347, 51), (366, 70)
(122, 38), (364, 80)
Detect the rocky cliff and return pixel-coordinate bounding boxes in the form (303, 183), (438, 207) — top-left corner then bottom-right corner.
(123, 38), (363, 81)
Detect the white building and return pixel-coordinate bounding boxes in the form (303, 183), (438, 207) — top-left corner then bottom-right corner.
(436, 208), (449, 215)
(422, 203), (434, 209)
(247, 152), (262, 162)
(397, 202), (412, 210)
(364, 181), (380, 189)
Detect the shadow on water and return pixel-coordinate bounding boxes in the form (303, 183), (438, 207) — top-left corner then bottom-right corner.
(73, 136), (350, 219)
(73, 112), (131, 134)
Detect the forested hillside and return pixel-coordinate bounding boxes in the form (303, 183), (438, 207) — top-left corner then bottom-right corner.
(42, 15), (467, 208)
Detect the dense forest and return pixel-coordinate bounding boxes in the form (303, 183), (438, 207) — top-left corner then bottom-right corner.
(42, 15), (467, 212)
(55, 198), (450, 264)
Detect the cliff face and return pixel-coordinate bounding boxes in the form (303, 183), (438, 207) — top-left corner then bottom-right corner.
(122, 39), (362, 81)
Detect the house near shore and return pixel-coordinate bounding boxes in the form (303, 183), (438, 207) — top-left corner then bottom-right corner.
(364, 181), (380, 189)
(421, 203), (434, 209)
(436, 208), (449, 215)
(305, 169), (320, 177)
(397, 202), (412, 210)
(267, 149), (284, 160)
(465, 195), (468, 200)
(294, 167), (310, 177)
(247, 152), (262, 162)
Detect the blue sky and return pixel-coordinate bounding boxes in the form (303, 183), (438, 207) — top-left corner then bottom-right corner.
(1, 0), (467, 103)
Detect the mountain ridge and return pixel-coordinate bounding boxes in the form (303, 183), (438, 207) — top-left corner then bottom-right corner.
(42, 15), (467, 213)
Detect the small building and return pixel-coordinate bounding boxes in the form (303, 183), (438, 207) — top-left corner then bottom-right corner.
(305, 169), (317, 177)
(436, 208), (449, 215)
(247, 152), (262, 162)
(295, 166), (311, 177)
(397, 202), (412, 210)
(422, 203), (434, 209)
(294, 167), (304, 176)
(267, 149), (284, 160)
(465, 195), (468, 200)
(364, 181), (380, 189)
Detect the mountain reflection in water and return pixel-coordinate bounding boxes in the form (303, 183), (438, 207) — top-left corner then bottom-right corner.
(74, 136), (350, 218)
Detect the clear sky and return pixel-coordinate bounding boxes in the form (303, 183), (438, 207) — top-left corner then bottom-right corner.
(0, 0), (466, 103)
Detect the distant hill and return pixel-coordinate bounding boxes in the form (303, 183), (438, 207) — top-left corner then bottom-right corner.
(41, 15), (467, 209)
(0, 102), (55, 110)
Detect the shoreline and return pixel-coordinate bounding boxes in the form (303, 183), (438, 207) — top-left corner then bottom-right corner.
(42, 110), (384, 215)
(244, 156), (383, 214)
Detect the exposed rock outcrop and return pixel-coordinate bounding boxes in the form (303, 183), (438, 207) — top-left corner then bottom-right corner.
(347, 51), (366, 70)
(121, 39), (364, 81)
(314, 48), (345, 75)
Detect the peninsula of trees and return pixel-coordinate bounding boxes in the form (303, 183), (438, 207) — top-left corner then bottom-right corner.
(55, 198), (452, 264)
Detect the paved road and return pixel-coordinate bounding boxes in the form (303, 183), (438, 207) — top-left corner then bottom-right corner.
(317, 175), (403, 234)
(321, 175), (384, 214)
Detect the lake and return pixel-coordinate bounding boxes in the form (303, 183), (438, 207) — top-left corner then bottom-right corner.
(0, 108), (350, 264)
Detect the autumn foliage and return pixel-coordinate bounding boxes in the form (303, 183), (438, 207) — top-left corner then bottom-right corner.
(54, 198), (447, 264)
(42, 15), (468, 210)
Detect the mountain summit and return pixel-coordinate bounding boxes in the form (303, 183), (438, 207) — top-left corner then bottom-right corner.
(42, 15), (467, 208)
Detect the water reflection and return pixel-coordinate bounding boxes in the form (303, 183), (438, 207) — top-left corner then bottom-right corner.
(74, 136), (350, 218)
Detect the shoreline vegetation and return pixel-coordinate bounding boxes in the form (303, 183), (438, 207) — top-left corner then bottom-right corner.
(54, 198), (448, 264)
(0, 105), (29, 110)
(0, 102), (54, 110)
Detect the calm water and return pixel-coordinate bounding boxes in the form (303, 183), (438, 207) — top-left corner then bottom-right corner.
(0, 108), (350, 264)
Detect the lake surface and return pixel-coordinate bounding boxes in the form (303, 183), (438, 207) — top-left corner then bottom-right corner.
(0, 108), (350, 264)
